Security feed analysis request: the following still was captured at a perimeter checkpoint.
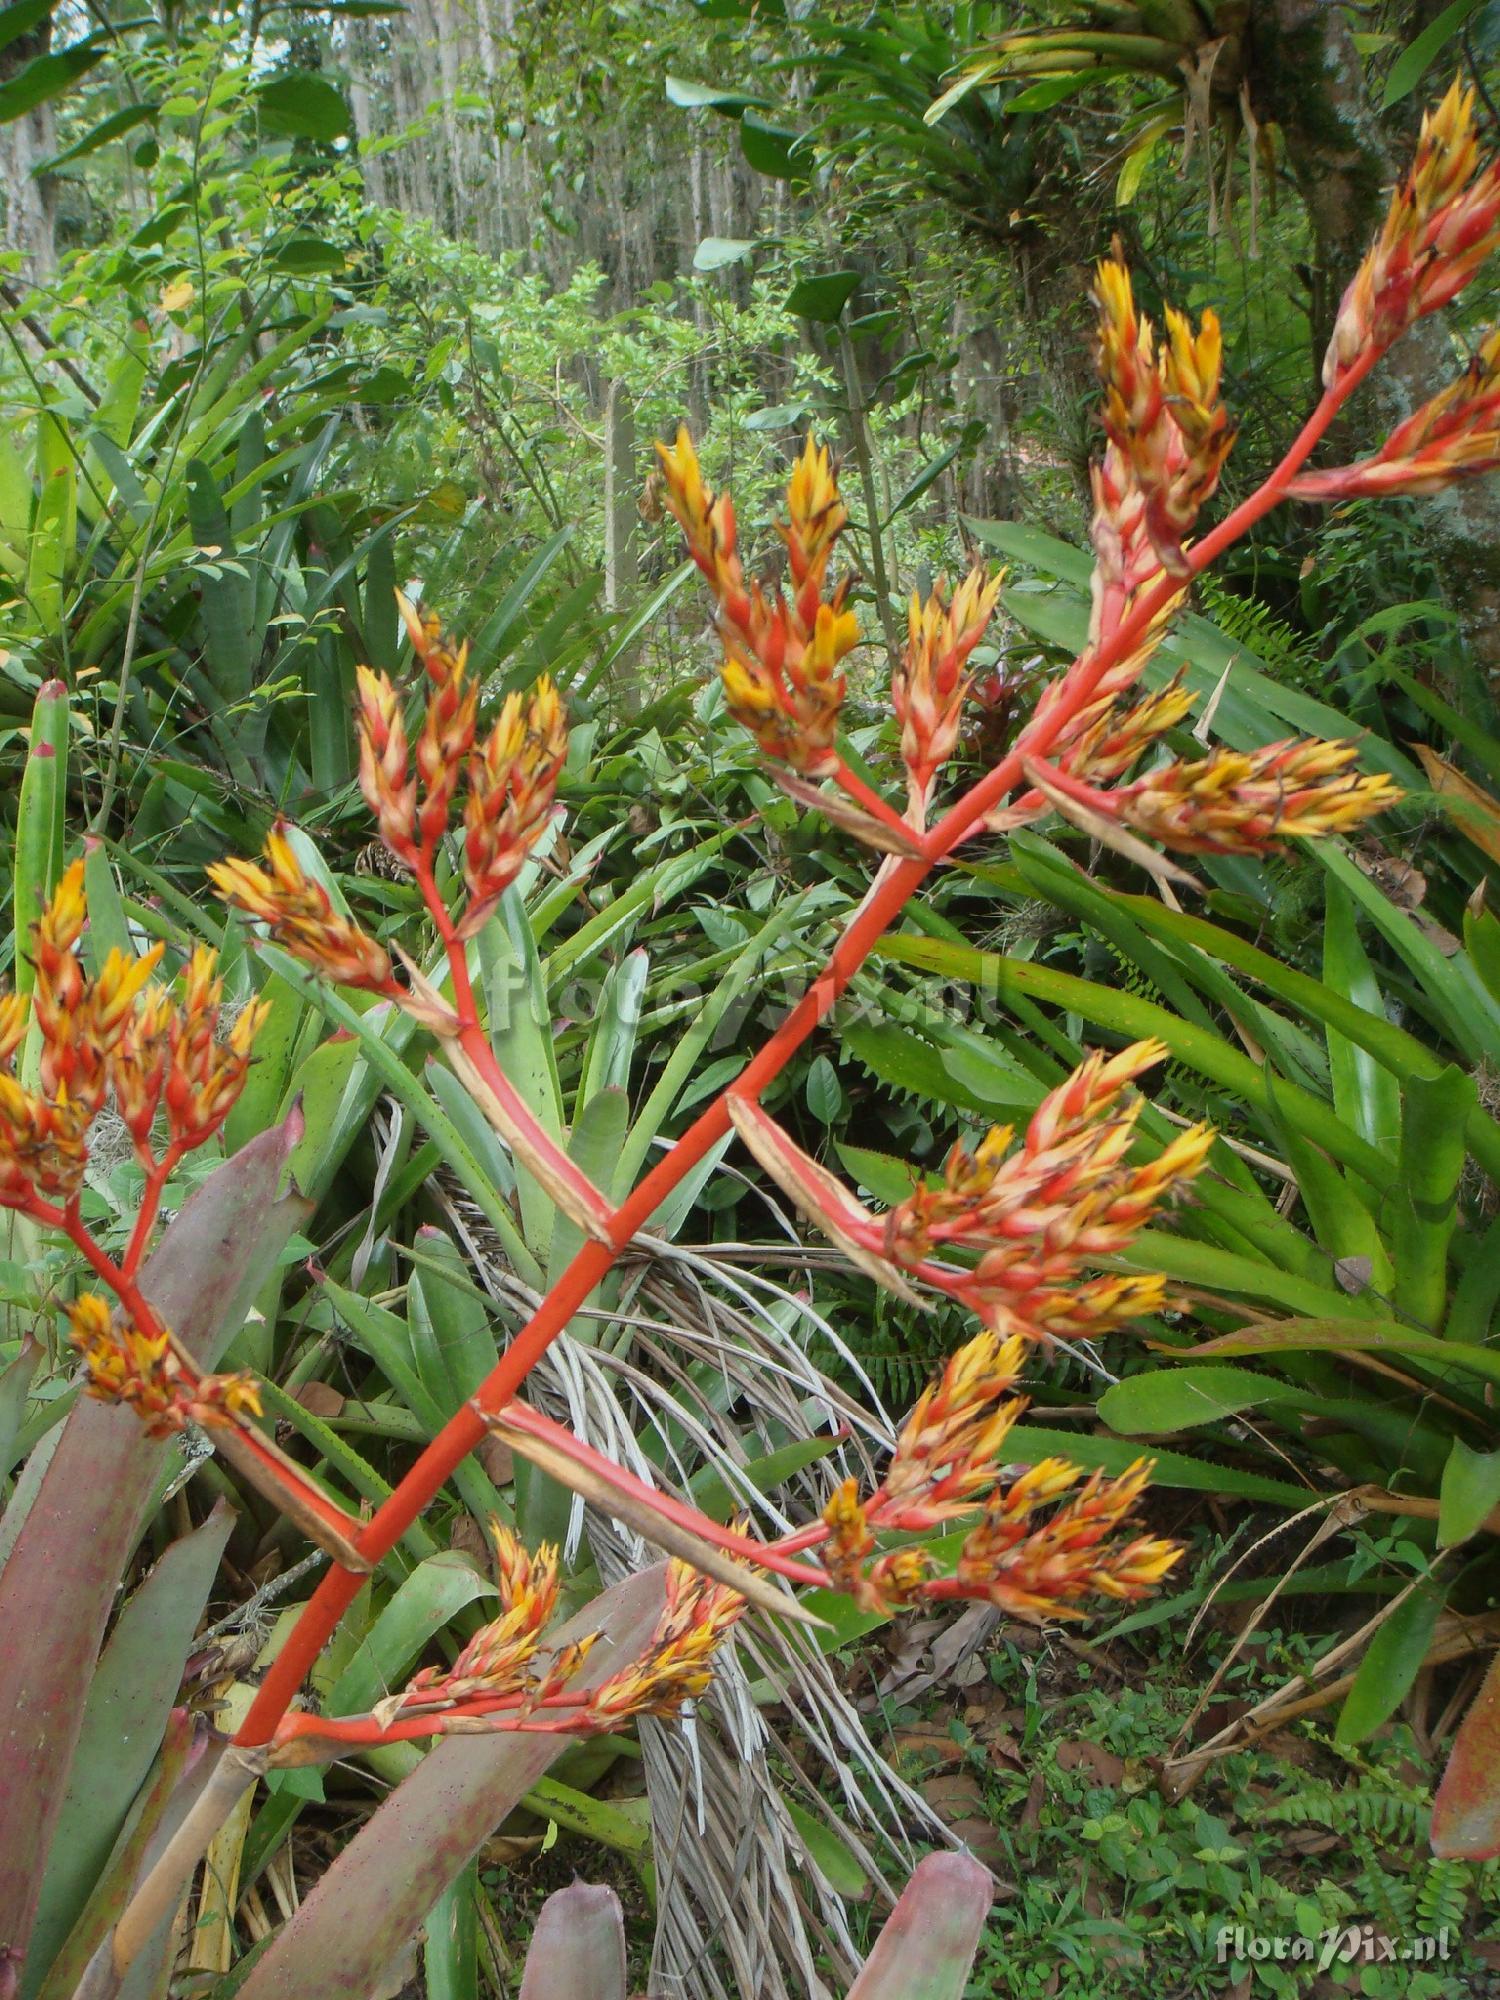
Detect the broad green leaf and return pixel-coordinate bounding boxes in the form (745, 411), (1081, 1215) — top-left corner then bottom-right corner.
(37, 100), (157, 171)
(785, 1800), (870, 1901)
(1438, 1439), (1500, 1547)
(1098, 1365), (1297, 1437)
(739, 111), (806, 179)
(1322, 882), (1401, 1155)
(1005, 1425), (1309, 1508)
(1335, 1581), (1444, 1744)
(0, 40), (104, 122)
(425, 1861), (480, 2000)
(328, 1553), (497, 1718)
(1381, 0), (1483, 107)
(1393, 1066), (1474, 1330)
(0, 1337), (40, 1486)
(785, 269), (860, 322)
(256, 72), (352, 140)
(693, 236), (754, 270)
(664, 75), (771, 113)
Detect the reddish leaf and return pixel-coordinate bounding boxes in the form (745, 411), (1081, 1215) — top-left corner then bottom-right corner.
(0, 1112), (311, 1981)
(1433, 1652), (1500, 1859)
(517, 1884), (628, 2000)
(846, 1852), (994, 1999)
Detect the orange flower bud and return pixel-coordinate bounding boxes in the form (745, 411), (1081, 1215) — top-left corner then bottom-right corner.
(660, 428), (856, 776)
(209, 829), (395, 992)
(458, 677), (568, 938)
(893, 568), (1003, 814)
(1118, 739), (1402, 853)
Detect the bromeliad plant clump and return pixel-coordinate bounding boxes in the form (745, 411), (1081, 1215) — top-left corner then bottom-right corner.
(4, 74), (1500, 1998)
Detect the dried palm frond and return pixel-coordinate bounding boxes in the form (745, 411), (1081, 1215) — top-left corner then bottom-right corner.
(430, 1166), (949, 1999)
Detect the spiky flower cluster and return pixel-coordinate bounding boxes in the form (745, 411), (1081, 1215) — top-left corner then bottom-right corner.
(0, 860), (265, 1214)
(816, 1330), (1179, 1618)
(214, 608), (567, 980)
(374, 1523), (580, 1725)
(357, 594), (568, 939)
(1094, 255), (1235, 575)
(1325, 78), (1500, 386)
(208, 831), (394, 996)
(271, 1523), (746, 1760)
(68, 1293), (261, 1437)
(893, 570), (1003, 819)
(884, 1040), (1212, 1339)
(1294, 326), (1500, 500)
(656, 429), (856, 775)
(1115, 737), (1404, 854)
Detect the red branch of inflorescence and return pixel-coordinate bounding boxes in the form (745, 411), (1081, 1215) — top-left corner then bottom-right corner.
(12, 79), (1500, 1796)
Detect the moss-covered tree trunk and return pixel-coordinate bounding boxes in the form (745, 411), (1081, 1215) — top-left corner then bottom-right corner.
(1249, 0), (1500, 679)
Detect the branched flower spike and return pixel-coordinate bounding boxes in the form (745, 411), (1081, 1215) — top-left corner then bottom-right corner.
(732, 1040), (1211, 1346)
(894, 569), (1003, 822)
(657, 428), (856, 776)
(1325, 76), (1500, 386)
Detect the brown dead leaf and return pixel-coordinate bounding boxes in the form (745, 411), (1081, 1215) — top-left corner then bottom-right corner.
(1020, 1767), (1047, 1832)
(893, 1725), (967, 1775)
(1055, 1740), (1127, 1788)
(1414, 743), (1500, 867)
(448, 1514), (493, 1566)
(919, 1770), (1009, 1870)
(476, 1435), (514, 1487)
(1351, 840), (1426, 911)
(294, 1380), (345, 1418)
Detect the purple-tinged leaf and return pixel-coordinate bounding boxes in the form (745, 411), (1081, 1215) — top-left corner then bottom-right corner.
(32, 1714), (203, 2000)
(846, 1853), (993, 2000)
(517, 1884), (627, 2000)
(24, 1504), (236, 1993)
(0, 1113), (310, 1985)
(236, 1567), (667, 2000)
(1433, 1652), (1500, 1859)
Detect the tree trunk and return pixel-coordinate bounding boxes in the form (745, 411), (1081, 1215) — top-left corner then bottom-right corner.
(1248, 0), (1500, 679)
(0, 24), (58, 284)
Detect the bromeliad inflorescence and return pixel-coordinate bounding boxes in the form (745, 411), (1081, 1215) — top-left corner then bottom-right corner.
(57, 86), (1500, 1931)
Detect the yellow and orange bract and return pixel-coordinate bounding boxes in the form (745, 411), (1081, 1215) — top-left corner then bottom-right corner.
(1094, 253), (1235, 575)
(68, 1293), (262, 1438)
(1294, 326), (1500, 501)
(208, 830), (395, 993)
(893, 569), (1004, 816)
(1116, 738), (1404, 854)
(1325, 77), (1500, 386)
(657, 428), (856, 776)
